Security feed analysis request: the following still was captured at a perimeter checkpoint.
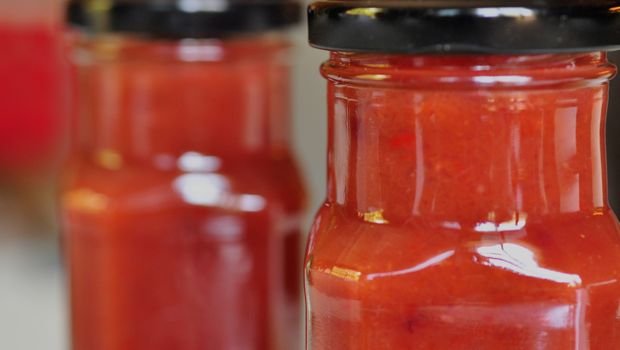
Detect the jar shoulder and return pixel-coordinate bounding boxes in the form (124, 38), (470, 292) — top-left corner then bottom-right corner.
(307, 203), (620, 294)
(62, 162), (305, 216)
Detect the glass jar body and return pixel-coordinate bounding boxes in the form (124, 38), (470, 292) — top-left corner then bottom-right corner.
(63, 36), (305, 350)
(306, 52), (620, 349)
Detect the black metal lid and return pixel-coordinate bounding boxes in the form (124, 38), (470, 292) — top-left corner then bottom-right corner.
(68, 0), (301, 39)
(308, 0), (620, 54)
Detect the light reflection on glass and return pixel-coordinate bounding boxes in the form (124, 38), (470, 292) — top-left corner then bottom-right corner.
(178, 152), (222, 172)
(178, 39), (225, 61)
(355, 74), (390, 81)
(476, 243), (582, 286)
(174, 174), (266, 212)
(329, 266), (362, 282)
(333, 99), (349, 205)
(472, 75), (532, 84)
(436, 9), (460, 17)
(96, 149), (123, 170)
(361, 209), (389, 224)
(237, 195), (267, 212)
(475, 213), (528, 232)
(174, 173), (228, 206)
(554, 107), (580, 213)
(178, 0), (229, 13)
(366, 250), (455, 281)
(63, 189), (110, 214)
(345, 7), (384, 18)
(475, 7), (535, 18)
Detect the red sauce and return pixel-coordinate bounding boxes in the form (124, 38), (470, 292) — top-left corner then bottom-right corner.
(306, 52), (620, 349)
(0, 23), (66, 171)
(62, 37), (305, 350)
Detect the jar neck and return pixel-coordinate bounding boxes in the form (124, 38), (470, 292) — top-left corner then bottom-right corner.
(74, 36), (293, 169)
(325, 52), (615, 228)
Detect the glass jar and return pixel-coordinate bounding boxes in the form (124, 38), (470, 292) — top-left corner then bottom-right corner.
(0, 0), (67, 237)
(0, 0), (66, 171)
(305, 1), (620, 349)
(62, 1), (304, 349)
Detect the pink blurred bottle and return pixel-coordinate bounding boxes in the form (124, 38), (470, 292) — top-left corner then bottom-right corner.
(0, 0), (67, 172)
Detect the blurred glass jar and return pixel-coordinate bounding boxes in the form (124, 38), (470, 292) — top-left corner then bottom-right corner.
(62, 1), (305, 349)
(0, 0), (68, 237)
(0, 0), (67, 171)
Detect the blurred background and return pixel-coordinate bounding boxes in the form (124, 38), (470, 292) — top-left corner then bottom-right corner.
(0, 1), (327, 349)
(0, 1), (618, 349)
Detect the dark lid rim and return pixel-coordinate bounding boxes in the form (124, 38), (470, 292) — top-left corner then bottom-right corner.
(308, 1), (620, 54)
(68, 1), (302, 39)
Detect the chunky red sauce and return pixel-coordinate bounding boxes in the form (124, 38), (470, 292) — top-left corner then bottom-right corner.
(306, 52), (620, 349)
(63, 38), (305, 350)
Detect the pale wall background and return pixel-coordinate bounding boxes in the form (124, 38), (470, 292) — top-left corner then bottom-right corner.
(291, 23), (329, 220)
